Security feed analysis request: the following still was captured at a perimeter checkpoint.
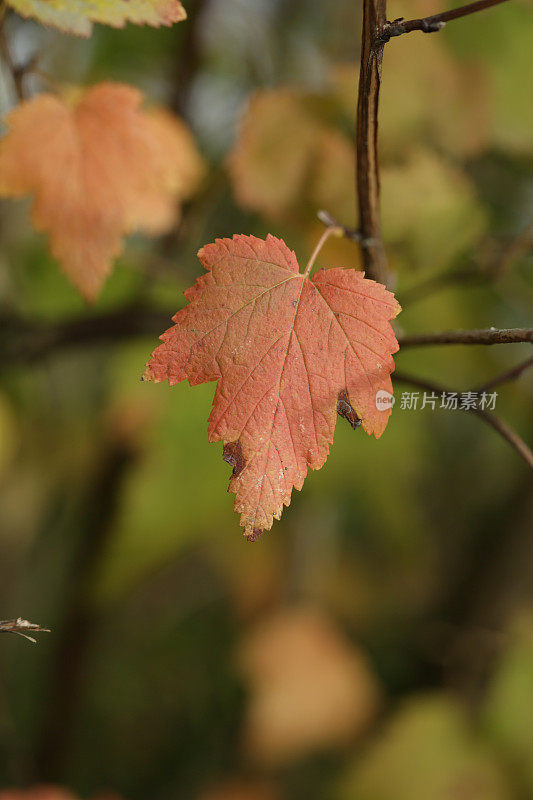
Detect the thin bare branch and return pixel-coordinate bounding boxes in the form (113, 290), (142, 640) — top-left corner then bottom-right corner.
(398, 328), (533, 348)
(381, 0), (510, 41)
(394, 371), (533, 469)
(0, 618), (50, 643)
(355, 0), (389, 286)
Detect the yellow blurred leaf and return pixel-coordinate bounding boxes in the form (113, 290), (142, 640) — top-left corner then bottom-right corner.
(228, 90), (324, 220)
(484, 3), (533, 155)
(483, 615), (533, 794)
(381, 39), (489, 159)
(311, 130), (355, 225)
(380, 148), (486, 271)
(340, 695), (512, 800)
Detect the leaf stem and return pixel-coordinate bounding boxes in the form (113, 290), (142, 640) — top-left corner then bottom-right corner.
(303, 225), (343, 278)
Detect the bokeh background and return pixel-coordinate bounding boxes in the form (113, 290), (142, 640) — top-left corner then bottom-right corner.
(0, 1), (532, 799)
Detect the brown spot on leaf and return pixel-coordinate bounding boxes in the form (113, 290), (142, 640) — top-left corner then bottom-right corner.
(223, 441), (245, 477)
(337, 390), (361, 430)
(245, 528), (263, 542)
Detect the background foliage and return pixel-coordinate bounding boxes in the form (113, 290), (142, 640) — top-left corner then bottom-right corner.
(0, 1), (532, 798)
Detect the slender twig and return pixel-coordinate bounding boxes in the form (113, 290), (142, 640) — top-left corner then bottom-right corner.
(0, 618), (50, 644)
(475, 355), (533, 393)
(398, 328), (533, 348)
(381, 0), (510, 41)
(355, 0), (389, 286)
(394, 371), (533, 469)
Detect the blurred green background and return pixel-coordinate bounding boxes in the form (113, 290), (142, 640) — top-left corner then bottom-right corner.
(0, 1), (532, 799)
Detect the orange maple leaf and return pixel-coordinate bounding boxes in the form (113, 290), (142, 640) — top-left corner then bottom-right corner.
(144, 234), (401, 539)
(0, 83), (205, 300)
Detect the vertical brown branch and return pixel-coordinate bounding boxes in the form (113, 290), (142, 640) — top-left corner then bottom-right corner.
(356, 0), (389, 286)
(170, 0), (210, 116)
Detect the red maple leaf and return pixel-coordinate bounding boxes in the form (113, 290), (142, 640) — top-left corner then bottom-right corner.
(144, 234), (401, 539)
